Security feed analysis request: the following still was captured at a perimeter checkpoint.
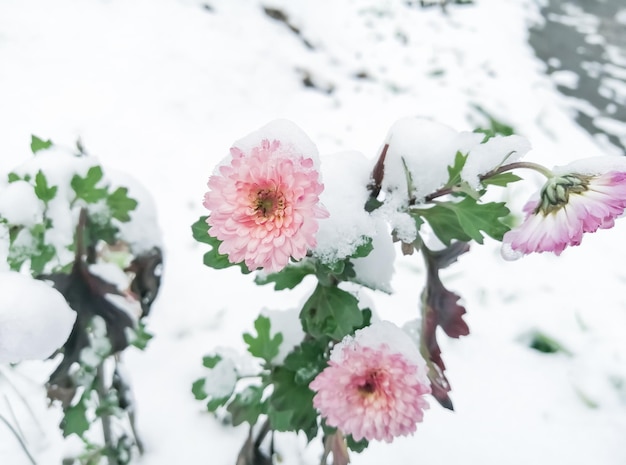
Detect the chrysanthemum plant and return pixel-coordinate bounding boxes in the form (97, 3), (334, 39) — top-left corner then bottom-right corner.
(193, 119), (626, 464)
(0, 137), (162, 465)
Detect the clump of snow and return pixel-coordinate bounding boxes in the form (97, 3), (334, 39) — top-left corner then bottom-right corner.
(213, 346), (261, 379)
(382, 117), (487, 199)
(462, 134), (532, 188)
(225, 119), (321, 169)
(263, 307), (305, 365)
(201, 357), (238, 399)
(550, 69), (580, 90)
(351, 218), (396, 293)
(500, 240), (524, 261)
(108, 169), (163, 254)
(89, 262), (143, 319)
(314, 150), (377, 263)
(4, 146), (102, 269)
(382, 117), (532, 196)
(380, 206), (418, 244)
(553, 155), (626, 176)
(382, 117), (462, 202)
(0, 180), (43, 226)
(1, 144), (162, 272)
(0, 271), (75, 363)
(89, 262), (132, 291)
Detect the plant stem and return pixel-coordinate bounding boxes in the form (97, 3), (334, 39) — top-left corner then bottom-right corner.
(482, 161), (554, 180)
(423, 160), (554, 202)
(96, 364), (119, 465)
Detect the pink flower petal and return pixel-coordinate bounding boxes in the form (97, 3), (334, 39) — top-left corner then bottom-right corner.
(503, 171), (626, 258)
(204, 135), (328, 272)
(310, 322), (430, 443)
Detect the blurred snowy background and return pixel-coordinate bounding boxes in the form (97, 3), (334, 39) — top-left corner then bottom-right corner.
(1, 0), (625, 464)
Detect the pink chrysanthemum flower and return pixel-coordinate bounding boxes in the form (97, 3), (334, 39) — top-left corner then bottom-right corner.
(309, 321), (431, 443)
(204, 125), (328, 273)
(502, 171), (626, 258)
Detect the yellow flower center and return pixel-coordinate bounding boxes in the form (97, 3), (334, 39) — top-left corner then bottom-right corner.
(254, 189), (285, 218)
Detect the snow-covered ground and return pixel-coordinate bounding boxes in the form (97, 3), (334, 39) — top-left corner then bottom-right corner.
(1, 0), (625, 464)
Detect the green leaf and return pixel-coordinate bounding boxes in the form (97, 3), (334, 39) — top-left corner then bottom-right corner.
(30, 242), (56, 275)
(445, 151), (468, 188)
(192, 379), (208, 400)
(346, 435), (369, 453)
(192, 377), (232, 411)
(226, 385), (265, 426)
(191, 216), (212, 244)
(86, 221), (119, 247)
(439, 198), (511, 244)
(364, 197), (383, 213)
(62, 400), (90, 437)
(206, 396), (231, 412)
(31, 135), (53, 154)
(318, 259), (345, 276)
(107, 187), (138, 222)
(528, 330), (571, 355)
(193, 216), (250, 273)
(471, 104), (515, 141)
(34, 170), (58, 203)
(300, 284), (363, 340)
(481, 172), (522, 187)
(254, 262), (315, 290)
(202, 354), (222, 369)
(71, 166), (108, 204)
(268, 366), (318, 441)
(243, 316), (283, 364)
(266, 406), (293, 431)
(413, 205), (471, 246)
(7, 172), (20, 183)
(283, 338), (330, 385)
(350, 237), (373, 259)
(127, 321), (153, 350)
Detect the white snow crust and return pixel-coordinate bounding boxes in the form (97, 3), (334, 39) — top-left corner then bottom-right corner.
(0, 271), (75, 363)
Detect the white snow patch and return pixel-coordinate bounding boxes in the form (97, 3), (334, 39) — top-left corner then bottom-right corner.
(314, 150), (377, 263)
(551, 70), (580, 90)
(0, 271), (75, 363)
(227, 119), (321, 169)
(202, 357), (238, 399)
(381, 117), (462, 202)
(351, 218), (396, 293)
(553, 155), (626, 176)
(462, 134), (532, 188)
(263, 307), (305, 365)
(0, 180), (43, 226)
(108, 169), (163, 254)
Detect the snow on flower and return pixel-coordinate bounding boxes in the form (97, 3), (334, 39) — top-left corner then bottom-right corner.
(309, 321), (430, 443)
(502, 170), (626, 259)
(203, 120), (329, 273)
(0, 271), (76, 363)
